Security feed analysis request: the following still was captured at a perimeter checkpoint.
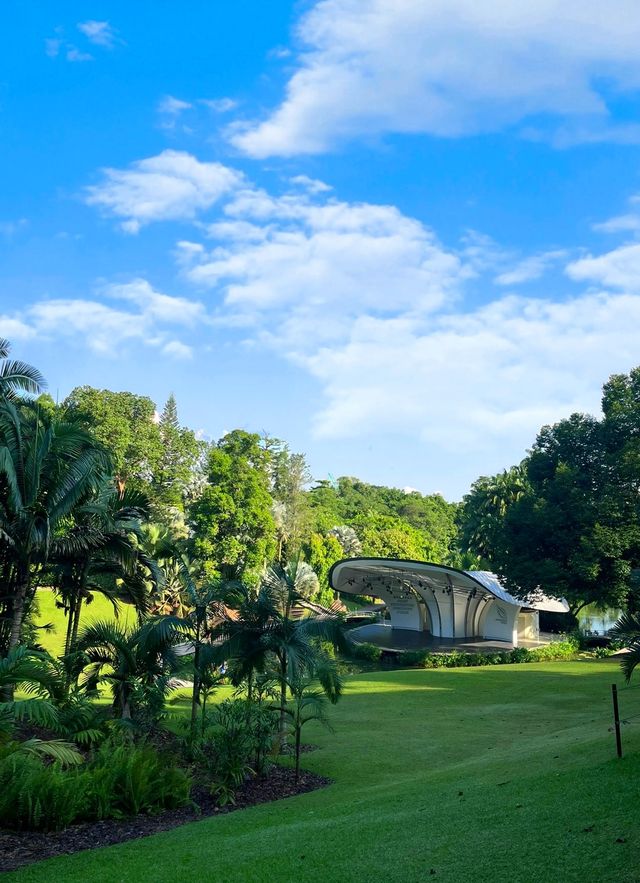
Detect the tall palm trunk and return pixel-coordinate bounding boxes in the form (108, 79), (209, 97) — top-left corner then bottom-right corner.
(190, 610), (204, 739)
(278, 651), (288, 752)
(8, 573), (29, 653)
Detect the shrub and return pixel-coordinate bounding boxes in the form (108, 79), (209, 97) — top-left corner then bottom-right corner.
(593, 646), (613, 659)
(0, 740), (191, 832)
(528, 640), (577, 662)
(0, 753), (90, 831)
(392, 639), (579, 671)
(509, 647), (532, 664)
(351, 642), (383, 662)
(192, 699), (278, 805)
(88, 741), (192, 817)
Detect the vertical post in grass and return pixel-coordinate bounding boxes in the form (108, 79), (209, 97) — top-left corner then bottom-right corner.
(611, 683), (623, 759)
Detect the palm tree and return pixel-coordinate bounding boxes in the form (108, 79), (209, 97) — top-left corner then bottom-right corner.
(0, 646), (82, 764)
(51, 482), (156, 665)
(75, 615), (187, 723)
(610, 611), (640, 682)
(259, 559), (346, 748)
(0, 338), (45, 400)
(0, 400), (110, 658)
(214, 581), (280, 707)
(281, 658), (342, 782)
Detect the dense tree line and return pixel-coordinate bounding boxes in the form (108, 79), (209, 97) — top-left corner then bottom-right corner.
(458, 368), (640, 618)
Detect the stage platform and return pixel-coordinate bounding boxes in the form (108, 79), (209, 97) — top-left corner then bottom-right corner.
(349, 623), (555, 654)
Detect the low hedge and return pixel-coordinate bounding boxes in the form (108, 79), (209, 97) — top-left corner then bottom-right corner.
(350, 639), (579, 669)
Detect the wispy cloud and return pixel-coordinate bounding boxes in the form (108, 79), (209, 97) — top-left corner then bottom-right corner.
(66, 47), (93, 63)
(200, 98), (238, 113)
(0, 218), (28, 238)
(77, 21), (117, 48)
(593, 194), (640, 234)
(46, 21), (120, 62)
(494, 250), (567, 286)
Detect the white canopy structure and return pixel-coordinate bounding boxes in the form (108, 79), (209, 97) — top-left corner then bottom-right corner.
(329, 558), (569, 648)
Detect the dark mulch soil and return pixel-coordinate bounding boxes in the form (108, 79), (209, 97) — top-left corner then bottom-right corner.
(0, 766), (331, 874)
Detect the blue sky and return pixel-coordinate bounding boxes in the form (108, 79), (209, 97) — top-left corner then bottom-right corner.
(2, 1), (640, 499)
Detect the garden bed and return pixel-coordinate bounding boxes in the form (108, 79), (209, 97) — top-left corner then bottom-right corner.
(0, 765), (331, 873)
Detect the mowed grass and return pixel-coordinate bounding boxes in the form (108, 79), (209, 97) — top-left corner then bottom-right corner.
(8, 660), (640, 883)
(33, 589), (136, 657)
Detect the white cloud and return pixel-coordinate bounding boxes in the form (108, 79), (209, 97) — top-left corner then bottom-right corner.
(158, 95), (193, 117)
(0, 280), (202, 359)
(494, 250), (567, 286)
(172, 173), (640, 476)
(66, 47), (93, 63)
(162, 340), (193, 359)
(200, 98), (238, 113)
(566, 243), (640, 291)
(290, 175), (332, 194)
(593, 194), (640, 234)
(305, 291), (640, 455)
(231, 0), (640, 156)
(85, 150), (242, 232)
(45, 38), (62, 58)
(182, 186), (466, 347)
(106, 278), (206, 325)
(157, 96), (193, 131)
(0, 218), (28, 237)
(593, 213), (640, 234)
(77, 21), (117, 48)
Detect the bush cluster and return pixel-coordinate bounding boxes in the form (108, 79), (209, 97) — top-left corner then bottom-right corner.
(400, 640), (578, 669)
(350, 639), (578, 669)
(0, 741), (191, 832)
(186, 698), (279, 806)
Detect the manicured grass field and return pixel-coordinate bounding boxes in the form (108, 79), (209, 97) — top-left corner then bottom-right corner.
(8, 660), (640, 883)
(32, 589), (136, 657)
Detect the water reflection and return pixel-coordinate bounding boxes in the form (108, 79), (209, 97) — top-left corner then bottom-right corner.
(577, 605), (622, 635)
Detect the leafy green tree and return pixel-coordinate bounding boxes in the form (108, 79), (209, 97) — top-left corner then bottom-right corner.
(351, 513), (430, 560)
(491, 409), (638, 614)
(458, 466), (529, 564)
(307, 477), (459, 563)
(265, 438), (311, 561)
(188, 430), (275, 581)
(303, 533), (344, 592)
(63, 387), (163, 494)
(153, 394), (202, 509)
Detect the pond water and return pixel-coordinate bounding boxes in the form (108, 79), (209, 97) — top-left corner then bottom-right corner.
(577, 605), (622, 635)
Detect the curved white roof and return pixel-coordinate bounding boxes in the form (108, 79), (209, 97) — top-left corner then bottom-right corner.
(330, 558), (569, 613)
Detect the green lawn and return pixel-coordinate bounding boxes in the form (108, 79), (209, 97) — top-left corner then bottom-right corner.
(32, 589), (136, 657)
(8, 660), (640, 883)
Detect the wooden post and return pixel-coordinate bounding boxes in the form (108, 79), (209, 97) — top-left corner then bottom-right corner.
(612, 683), (623, 759)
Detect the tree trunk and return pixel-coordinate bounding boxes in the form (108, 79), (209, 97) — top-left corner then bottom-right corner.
(64, 595), (76, 658)
(295, 725), (301, 783)
(71, 599), (83, 649)
(8, 577), (29, 654)
(190, 638), (202, 739)
(279, 653), (288, 752)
